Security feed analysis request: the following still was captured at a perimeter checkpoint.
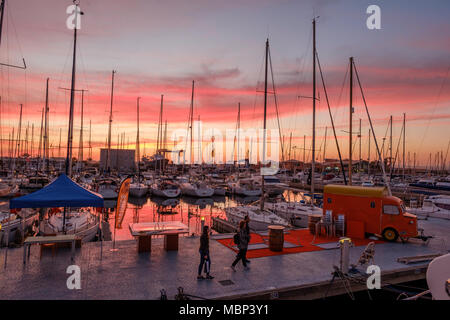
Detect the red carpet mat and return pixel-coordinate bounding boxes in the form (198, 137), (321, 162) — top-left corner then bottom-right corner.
(215, 229), (383, 259)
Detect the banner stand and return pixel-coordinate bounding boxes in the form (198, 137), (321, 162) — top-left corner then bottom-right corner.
(110, 177), (131, 253)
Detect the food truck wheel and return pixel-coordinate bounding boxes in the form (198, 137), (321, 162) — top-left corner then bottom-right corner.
(382, 228), (398, 242)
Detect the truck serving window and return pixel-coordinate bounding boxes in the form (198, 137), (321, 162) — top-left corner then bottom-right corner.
(383, 205), (399, 215)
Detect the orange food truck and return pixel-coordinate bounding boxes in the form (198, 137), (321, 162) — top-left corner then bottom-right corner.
(323, 185), (421, 242)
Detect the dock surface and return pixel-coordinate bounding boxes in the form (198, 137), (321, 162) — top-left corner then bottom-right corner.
(1, 217), (449, 300)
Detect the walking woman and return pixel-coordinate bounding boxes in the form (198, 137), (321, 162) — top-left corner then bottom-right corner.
(231, 220), (250, 271)
(198, 225), (214, 280)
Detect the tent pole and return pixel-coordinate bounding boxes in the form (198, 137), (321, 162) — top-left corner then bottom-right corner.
(111, 215), (117, 252)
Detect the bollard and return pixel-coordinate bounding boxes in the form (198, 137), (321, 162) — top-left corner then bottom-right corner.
(339, 237), (352, 274)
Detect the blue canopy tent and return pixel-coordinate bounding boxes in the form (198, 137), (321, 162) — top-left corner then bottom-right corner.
(10, 174), (104, 209)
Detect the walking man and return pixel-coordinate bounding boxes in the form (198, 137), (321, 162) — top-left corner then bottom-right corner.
(231, 220), (250, 271)
(197, 225), (214, 280)
(244, 215), (251, 264)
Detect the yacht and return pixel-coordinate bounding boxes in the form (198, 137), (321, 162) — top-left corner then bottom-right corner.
(225, 205), (290, 231)
(264, 200), (322, 227)
(228, 178), (261, 197)
(94, 178), (119, 199)
(0, 204), (39, 246)
(407, 195), (450, 220)
(179, 180), (214, 197)
(20, 175), (51, 193)
(40, 208), (100, 242)
(129, 177), (148, 198)
(150, 179), (181, 198)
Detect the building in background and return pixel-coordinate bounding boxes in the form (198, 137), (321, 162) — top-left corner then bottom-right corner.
(99, 149), (135, 172)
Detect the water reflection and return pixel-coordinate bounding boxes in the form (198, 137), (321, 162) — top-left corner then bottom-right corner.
(108, 190), (307, 241)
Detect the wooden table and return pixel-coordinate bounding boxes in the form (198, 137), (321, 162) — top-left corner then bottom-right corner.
(129, 222), (189, 253)
(23, 235), (78, 264)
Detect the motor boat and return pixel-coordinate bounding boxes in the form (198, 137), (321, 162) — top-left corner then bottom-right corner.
(264, 200), (322, 228)
(225, 205), (290, 231)
(150, 180), (181, 198)
(180, 180), (214, 197)
(40, 208), (100, 242)
(20, 175), (51, 193)
(94, 178), (118, 199)
(228, 178), (261, 197)
(129, 180), (148, 198)
(0, 204), (39, 246)
(0, 183), (20, 198)
(407, 195), (450, 220)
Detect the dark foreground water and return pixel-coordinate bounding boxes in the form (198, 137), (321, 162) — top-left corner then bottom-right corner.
(107, 190), (307, 241)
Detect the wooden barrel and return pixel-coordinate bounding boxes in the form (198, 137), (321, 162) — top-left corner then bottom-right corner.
(268, 225), (284, 252)
(308, 214), (322, 234)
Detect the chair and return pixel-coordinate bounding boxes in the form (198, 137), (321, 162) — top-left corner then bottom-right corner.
(335, 214), (345, 237)
(321, 210), (334, 237)
(324, 210), (333, 224)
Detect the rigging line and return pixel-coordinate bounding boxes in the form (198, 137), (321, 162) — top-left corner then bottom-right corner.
(389, 121), (404, 178)
(333, 66), (349, 129)
(250, 42), (266, 129)
(380, 117), (391, 161)
(352, 59), (391, 196)
(417, 66), (449, 154)
(0, 3), (26, 69)
(316, 51), (347, 184)
(268, 44), (285, 162)
(291, 23), (313, 136)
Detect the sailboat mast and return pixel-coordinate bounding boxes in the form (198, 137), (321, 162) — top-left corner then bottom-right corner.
(89, 120), (92, 160)
(289, 132), (293, 161)
(348, 57), (353, 185)
(157, 94), (163, 154)
(12, 104), (22, 175)
(58, 128), (62, 159)
(260, 39), (269, 211)
(237, 102), (240, 167)
(0, 0), (5, 47)
(190, 81), (195, 167)
(43, 78), (49, 173)
(0, 96), (2, 166)
(402, 113), (405, 181)
(78, 89), (85, 172)
(322, 127), (327, 165)
(65, 10), (79, 178)
(136, 97), (140, 178)
(359, 118), (361, 175)
(31, 123), (34, 158)
(368, 128), (371, 176)
(106, 70), (116, 173)
(38, 107), (43, 165)
(311, 19), (316, 200)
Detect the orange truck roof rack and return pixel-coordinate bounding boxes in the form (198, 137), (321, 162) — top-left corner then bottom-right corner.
(323, 185), (388, 198)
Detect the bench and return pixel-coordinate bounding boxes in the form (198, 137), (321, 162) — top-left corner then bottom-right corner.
(23, 234), (78, 264)
(129, 222), (189, 253)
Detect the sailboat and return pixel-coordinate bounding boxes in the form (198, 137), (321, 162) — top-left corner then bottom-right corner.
(224, 39), (289, 231)
(266, 19), (324, 225)
(0, 202), (38, 246)
(150, 178), (181, 198)
(179, 81), (214, 198)
(129, 97), (148, 197)
(39, 2), (99, 241)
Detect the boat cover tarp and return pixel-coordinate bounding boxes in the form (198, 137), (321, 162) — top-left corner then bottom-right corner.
(10, 174), (104, 209)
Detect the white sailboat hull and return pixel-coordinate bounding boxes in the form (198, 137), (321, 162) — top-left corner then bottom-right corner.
(180, 183), (214, 197)
(225, 206), (290, 231)
(151, 188), (181, 198)
(264, 202), (322, 228)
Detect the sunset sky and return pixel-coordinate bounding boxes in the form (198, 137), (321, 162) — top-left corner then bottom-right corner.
(0, 0), (449, 166)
